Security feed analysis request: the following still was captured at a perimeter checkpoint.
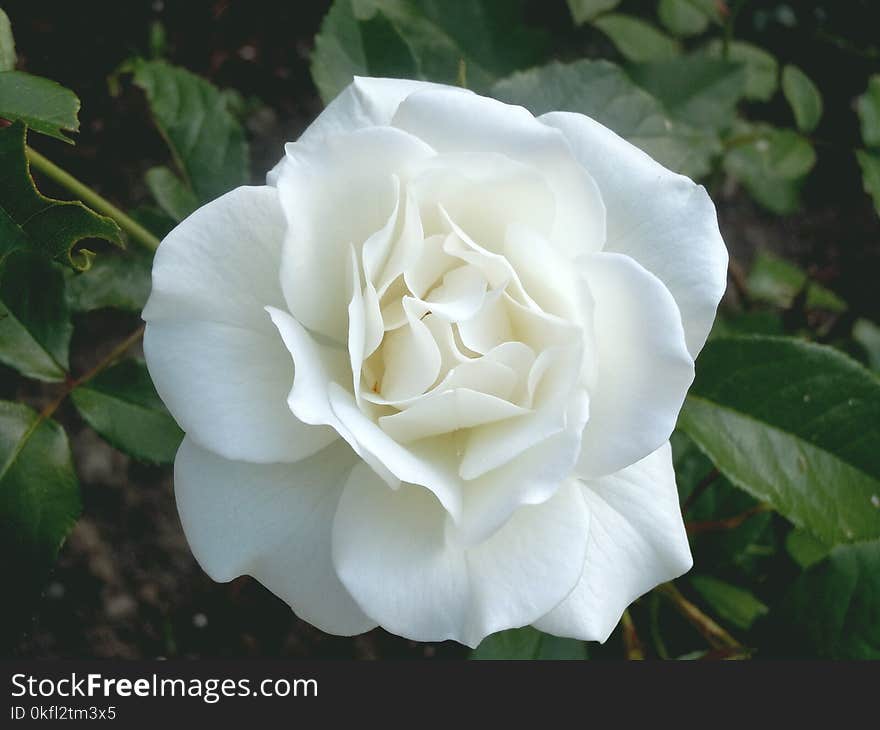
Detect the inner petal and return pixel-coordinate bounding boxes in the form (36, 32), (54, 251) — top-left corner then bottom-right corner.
(424, 265), (490, 322)
(378, 388), (528, 444)
(379, 298), (442, 401)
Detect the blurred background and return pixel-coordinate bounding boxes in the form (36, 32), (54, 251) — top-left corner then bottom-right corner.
(3, 0), (879, 659)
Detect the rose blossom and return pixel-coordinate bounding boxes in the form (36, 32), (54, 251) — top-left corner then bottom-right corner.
(142, 77), (727, 646)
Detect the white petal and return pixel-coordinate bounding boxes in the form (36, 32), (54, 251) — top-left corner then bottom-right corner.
(461, 345), (583, 479)
(457, 295), (513, 354)
(440, 206), (538, 308)
(174, 437), (375, 635)
(403, 233), (458, 298)
(376, 189), (425, 296)
(361, 337), (526, 409)
(577, 252), (694, 478)
(332, 465), (590, 647)
(378, 388), (527, 444)
(504, 223), (580, 322)
(144, 319), (335, 465)
(424, 266), (489, 322)
(380, 298), (442, 400)
(392, 89), (606, 257)
(457, 388), (590, 546)
(276, 126), (434, 341)
(143, 186), (335, 463)
(534, 443), (692, 642)
(301, 77), (466, 148)
(541, 111), (728, 357)
(268, 307), (400, 489)
(143, 186), (286, 331)
(265, 307), (350, 431)
(407, 152), (556, 249)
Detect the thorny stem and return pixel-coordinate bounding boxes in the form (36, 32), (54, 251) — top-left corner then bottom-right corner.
(657, 583), (746, 653)
(621, 610), (646, 660)
(26, 146), (161, 252)
(39, 325), (146, 423)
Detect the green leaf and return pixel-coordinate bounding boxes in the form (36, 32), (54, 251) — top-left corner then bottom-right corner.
(781, 65), (823, 133)
(785, 528), (830, 569)
(471, 627), (587, 660)
(856, 150), (880, 216)
(776, 540), (880, 658)
(703, 40), (778, 101)
(709, 310), (784, 339)
(65, 250), (152, 314)
(724, 123), (815, 214)
(657, 0), (714, 37)
(628, 57), (745, 130)
(746, 250), (807, 308)
(678, 336), (880, 546)
(690, 575), (768, 630)
(805, 282), (847, 314)
(731, 173), (803, 215)
(853, 319), (880, 371)
(746, 249), (844, 314)
(674, 430), (774, 571)
(0, 250), (71, 381)
(0, 71), (81, 143)
(144, 165), (197, 222)
(491, 59), (720, 179)
(592, 14), (680, 62)
(856, 75), (880, 148)
(0, 8), (15, 72)
(71, 359), (183, 464)
(0, 400), (80, 642)
(566, 0), (620, 25)
(0, 122), (123, 269)
(311, 0), (547, 103)
(123, 58), (249, 203)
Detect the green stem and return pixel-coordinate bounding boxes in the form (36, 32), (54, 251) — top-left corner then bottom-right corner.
(26, 147), (161, 252)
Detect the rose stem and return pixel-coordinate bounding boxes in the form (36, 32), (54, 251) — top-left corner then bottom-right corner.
(26, 146), (161, 252)
(657, 583), (746, 653)
(686, 503), (772, 536)
(39, 324), (146, 423)
(621, 610), (646, 660)
(681, 467), (720, 514)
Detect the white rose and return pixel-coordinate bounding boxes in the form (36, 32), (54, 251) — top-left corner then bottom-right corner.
(143, 77), (727, 647)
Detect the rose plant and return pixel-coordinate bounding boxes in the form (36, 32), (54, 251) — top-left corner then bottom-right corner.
(143, 78), (727, 645)
(3, 2), (880, 659)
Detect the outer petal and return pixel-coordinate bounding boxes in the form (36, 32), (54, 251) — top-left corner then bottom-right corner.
(577, 252), (694, 479)
(392, 89), (606, 257)
(174, 437), (376, 636)
(303, 77), (460, 141)
(541, 111), (728, 357)
(270, 77), (461, 182)
(534, 442), (692, 642)
(332, 465), (590, 647)
(143, 186), (335, 463)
